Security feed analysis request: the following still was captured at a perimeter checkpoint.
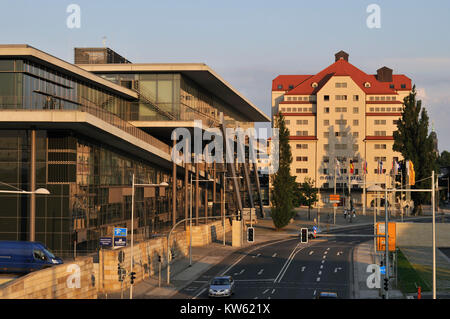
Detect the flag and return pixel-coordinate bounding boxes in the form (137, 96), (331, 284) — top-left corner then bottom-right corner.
(335, 158), (341, 176)
(350, 160), (354, 175)
(363, 160), (368, 174)
(407, 160), (415, 186)
(393, 160), (400, 175)
(378, 160), (383, 175)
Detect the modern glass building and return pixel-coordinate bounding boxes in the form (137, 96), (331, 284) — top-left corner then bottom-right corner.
(0, 45), (270, 257)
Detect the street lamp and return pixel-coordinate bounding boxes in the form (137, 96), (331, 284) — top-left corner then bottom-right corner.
(0, 181), (51, 242)
(189, 176), (214, 266)
(130, 174), (168, 299)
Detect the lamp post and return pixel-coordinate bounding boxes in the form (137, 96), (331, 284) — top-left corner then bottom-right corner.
(130, 174), (168, 299)
(189, 176), (214, 266)
(0, 181), (50, 242)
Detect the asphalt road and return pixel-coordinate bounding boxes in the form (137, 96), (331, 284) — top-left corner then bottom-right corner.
(173, 224), (374, 299)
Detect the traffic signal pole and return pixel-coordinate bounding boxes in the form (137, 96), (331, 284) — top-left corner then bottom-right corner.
(384, 174), (389, 299)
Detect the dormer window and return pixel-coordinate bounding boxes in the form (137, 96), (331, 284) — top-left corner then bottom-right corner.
(312, 82), (318, 88)
(401, 84), (406, 89)
(389, 84), (394, 89)
(364, 82), (371, 88)
(289, 84), (294, 90)
(277, 84), (283, 90)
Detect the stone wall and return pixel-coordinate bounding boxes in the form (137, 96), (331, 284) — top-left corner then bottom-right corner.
(0, 257), (97, 299)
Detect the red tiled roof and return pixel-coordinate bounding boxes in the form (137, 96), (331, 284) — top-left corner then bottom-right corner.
(279, 59), (411, 95)
(272, 75), (312, 91)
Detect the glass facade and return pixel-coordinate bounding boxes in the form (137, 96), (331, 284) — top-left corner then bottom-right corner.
(0, 129), (181, 257)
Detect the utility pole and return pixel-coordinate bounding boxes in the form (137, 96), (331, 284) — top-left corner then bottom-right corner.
(384, 173), (389, 299)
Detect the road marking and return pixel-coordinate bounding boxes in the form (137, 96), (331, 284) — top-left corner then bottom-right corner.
(220, 238), (294, 276)
(239, 269), (245, 275)
(320, 265), (323, 270)
(192, 287), (207, 299)
(271, 289), (276, 294)
(322, 255), (327, 259)
(301, 266), (306, 272)
(321, 260), (325, 264)
(258, 269), (264, 275)
(334, 267), (342, 273)
(324, 251), (328, 255)
(318, 271), (322, 275)
(272, 253), (277, 258)
(309, 251), (314, 255)
(262, 289), (269, 294)
(254, 296), (258, 299)
(313, 289), (317, 296)
(326, 247), (330, 251)
(337, 251), (343, 256)
(316, 277), (321, 282)
(274, 242), (305, 283)
(253, 253), (261, 258)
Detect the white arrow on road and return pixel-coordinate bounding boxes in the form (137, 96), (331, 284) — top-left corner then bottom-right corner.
(301, 266), (306, 272)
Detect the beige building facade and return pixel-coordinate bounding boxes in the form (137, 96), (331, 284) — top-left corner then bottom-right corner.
(271, 51), (412, 208)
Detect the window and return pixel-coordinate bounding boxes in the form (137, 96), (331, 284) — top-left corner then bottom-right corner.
(335, 144), (347, 150)
(296, 144), (308, 149)
(353, 120), (359, 126)
(335, 132), (347, 137)
(285, 120), (290, 125)
(393, 120), (399, 125)
(375, 120), (386, 125)
(401, 84), (406, 89)
(323, 169), (329, 174)
(369, 108), (374, 112)
(353, 144), (359, 151)
(324, 132), (330, 138)
(335, 119), (347, 125)
(336, 107), (347, 112)
(296, 131), (308, 136)
(375, 144), (387, 150)
(374, 131), (387, 136)
(375, 157), (387, 162)
(335, 95), (347, 100)
(297, 119), (308, 125)
(277, 84), (283, 90)
(389, 84), (394, 89)
(323, 157), (329, 163)
(289, 85), (294, 89)
(335, 82), (347, 88)
(324, 107), (330, 113)
(287, 97), (292, 101)
(353, 95), (359, 101)
(353, 132), (359, 137)
(324, 144), (329, 151)
(324, 95), (330, 101)
(323, 120), (329, 126)
(296, 168), (308, 174)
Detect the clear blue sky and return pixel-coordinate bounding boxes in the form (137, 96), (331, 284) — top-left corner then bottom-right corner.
(1, 0), (449, 150)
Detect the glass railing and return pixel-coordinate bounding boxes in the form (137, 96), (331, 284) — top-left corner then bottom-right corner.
(0, 95), (172, 155)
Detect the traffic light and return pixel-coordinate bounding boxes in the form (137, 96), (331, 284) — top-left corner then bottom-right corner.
(247, 227), (255, 242)
(300, 228), (308, 243)
(383, 278), (389, 291)
(130, 272), (136, 285)
(158, 255), (161, 263)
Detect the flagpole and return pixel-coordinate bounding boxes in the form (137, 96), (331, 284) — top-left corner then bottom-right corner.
(363, 160), (366, 216)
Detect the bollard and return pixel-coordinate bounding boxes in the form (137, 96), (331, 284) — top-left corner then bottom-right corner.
(418, 286), (421, 299)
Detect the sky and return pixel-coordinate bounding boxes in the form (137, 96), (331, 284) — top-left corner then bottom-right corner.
(1, 0), (449, 150)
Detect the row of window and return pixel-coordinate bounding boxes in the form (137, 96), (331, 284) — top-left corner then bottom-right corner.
(285, 119), (308, 125)
(285, 96), (315, 101)
(323, 95), (359, 101)
(369, 107), (403, 112)
(323, 144), (359, 151)
(324, 132), (359, 138)
(368, 96), (397, 101)
(280, 107), (314, 113)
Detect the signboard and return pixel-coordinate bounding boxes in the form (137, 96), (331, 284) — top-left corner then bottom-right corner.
(380, 266), (386, 275)
(329, 194), (340, 203)
(114, 227), (127, 237)
(376, 222), (396, 252)
(99, 237), (113, 247)
(114, 237), (127, 247)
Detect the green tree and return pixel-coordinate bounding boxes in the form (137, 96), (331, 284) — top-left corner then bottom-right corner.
(270, 113), (297, 229)
(295, 177), (318, 220)
(437, 150), (450, 168)
(393, 86), (438, 215)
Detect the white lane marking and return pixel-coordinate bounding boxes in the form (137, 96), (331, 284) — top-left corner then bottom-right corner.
(313, 289), (317, 296)
(268, 296), (271, 300)
(324, 251), (328, 255)
(235, 279), (275, 282)
(192, 287), (207, 299)
(272, 253), (277, 258)
(318, 271), (322, 275)
(309, 251), (314, 255)
(258, 269), (264, 275)
(262, 289), (269, 294)
(316, 277), (321, 282)
(334, 267), (342, 273)
(320, 265), (323, 270)
(337, 251), (343, 256)
(301, 266), (306, 272)
(321, 260), (325, 264)
(322, 255), (327, 259)
(274, 242), (305, 283)
(253, 253), (261, 258)
(326, 247), (330, 251)
(271, 289), (276, 294)
(220, 238), (294, 276)
(254, 296), (258, 299)
(239, 269), (245, 275)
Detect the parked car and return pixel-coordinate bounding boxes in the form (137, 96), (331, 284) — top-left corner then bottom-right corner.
(0, 241), (63, 273)
(208, 276), (235, 298)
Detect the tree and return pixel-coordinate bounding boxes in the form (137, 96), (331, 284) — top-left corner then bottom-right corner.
(295, 177), (318, 220)
(437, 150), (450, 168)
(393, 86), (438, 215)
(270, 112), (297, 229)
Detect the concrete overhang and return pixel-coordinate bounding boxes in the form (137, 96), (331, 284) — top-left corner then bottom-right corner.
(0, 44), (138, 100)
(78, 63), (270, 122)
(0, 110), (190, 173)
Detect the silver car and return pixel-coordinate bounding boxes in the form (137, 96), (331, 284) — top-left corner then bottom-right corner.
(208, 276), (235, 298)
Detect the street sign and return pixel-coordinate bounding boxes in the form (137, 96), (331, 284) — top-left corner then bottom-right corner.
(329, 194), (340, 203)
(99, 237), (112, 247)
(376, 222), (396, 252)
(114, 237), (127, 247)
(380, 266), (386, 275)
(114, 227), (127, 237)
